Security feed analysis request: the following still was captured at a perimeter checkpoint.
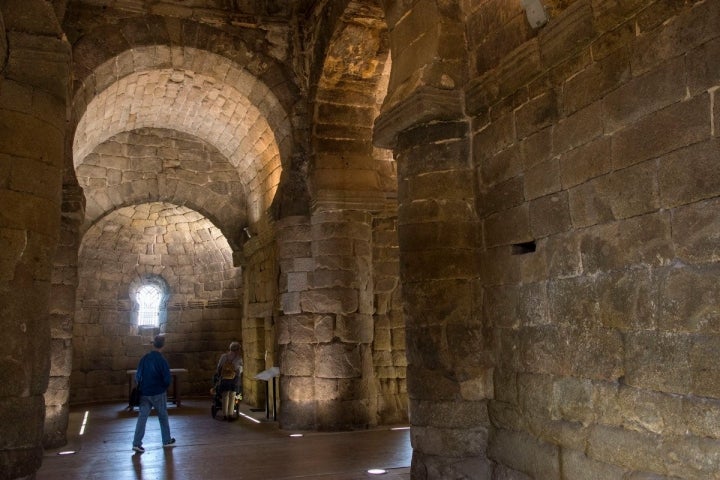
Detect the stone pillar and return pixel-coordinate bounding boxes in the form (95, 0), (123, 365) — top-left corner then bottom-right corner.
(242, 229), (277, 409)
(276, 215), (313, 428)
(277, 211), (376, 430)
(394, 119), (493, 479)
(371, 209), (407, 425)
(374, 0), (491, 474)
(0, 3), (71, 477)
(44, 183), (82, 448)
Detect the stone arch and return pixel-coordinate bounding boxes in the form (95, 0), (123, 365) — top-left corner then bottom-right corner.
(64, 12), (312, 221)
(309, 0), (393, 206)
(76, 127), (247, 251)
(67, 14), (299, 119)
(72, 45), (293, 236)
(60, 15), (305, 435)
(73, 201), (242, 404)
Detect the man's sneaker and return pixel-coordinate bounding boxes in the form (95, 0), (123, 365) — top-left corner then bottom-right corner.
(163, 438), (176, 447)
(132, 445), (145, 453)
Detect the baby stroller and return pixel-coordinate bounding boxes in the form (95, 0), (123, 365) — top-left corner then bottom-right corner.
(210, 372), (241, 419)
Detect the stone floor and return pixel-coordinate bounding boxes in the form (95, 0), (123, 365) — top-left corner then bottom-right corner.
(38, 399), (411, 480)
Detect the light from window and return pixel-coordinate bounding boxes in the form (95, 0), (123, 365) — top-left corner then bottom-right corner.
(137, 284), (162, 327)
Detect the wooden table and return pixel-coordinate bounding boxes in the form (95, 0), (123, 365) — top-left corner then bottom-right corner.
(126, 368), (188, 407)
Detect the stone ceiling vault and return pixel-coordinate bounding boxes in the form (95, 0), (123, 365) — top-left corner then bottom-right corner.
(73, 46), (292, 239)
(76, 127), (247, 249)
(78, 202), (239, 307)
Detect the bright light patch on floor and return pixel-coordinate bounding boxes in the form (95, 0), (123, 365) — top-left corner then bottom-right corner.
(79, 411), (89, 435)
(289, 433), (303, 437)
(390, 426), (409, 430)
(238, 412), (261, 424)
(368, 469), (387, 474)
(57, 451), (76, 456)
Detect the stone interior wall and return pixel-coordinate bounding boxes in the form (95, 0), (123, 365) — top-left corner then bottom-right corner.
(466, 1), (720, 478)
(372, 211), (407, 425)
(72, 203), (242, 404)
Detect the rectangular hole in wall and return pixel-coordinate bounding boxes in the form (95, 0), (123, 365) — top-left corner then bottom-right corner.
(512, 241), (536, 255)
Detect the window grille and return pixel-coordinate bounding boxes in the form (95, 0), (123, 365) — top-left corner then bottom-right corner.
(137, 284), (162, 327)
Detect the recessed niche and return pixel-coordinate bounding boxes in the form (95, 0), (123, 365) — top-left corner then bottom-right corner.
(512, 241), (536, 255)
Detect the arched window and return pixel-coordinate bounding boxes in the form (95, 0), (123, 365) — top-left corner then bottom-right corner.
(137, 284), (162, 327)
(130, 275), (169, 329)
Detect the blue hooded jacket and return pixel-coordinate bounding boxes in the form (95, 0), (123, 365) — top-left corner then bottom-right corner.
(136, 350), (171, 396)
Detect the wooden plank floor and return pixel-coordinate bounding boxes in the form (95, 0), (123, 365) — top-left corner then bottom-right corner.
(38, 399), (411, 480)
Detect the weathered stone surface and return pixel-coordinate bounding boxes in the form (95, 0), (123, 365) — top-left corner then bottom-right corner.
(659, 138), (720, 210)
(658, 264), (720, 334)
(612, 93), (711, 170)
(597, 267), (658, 331)
(587, 423), (720, 479)
(43, 401), (69, 448)
(399, 221), (479, 252)
(516, 90), (558, 140)
(280, 292), (303, 315)
(688, 35), (720, 94)
(483, 142), (524, 191)
(280, 375), (315, 406)
(411, 451), (494, 480)
(336, 313), (373, 344)
(0, 11), (6, 69)
(671, 197), (720, 264)
(411, 424), (488, 457)
(315, 397), (372, 429)
(529, 192), (571, 238)
(492, 465), (532, 480)
(402, 279), (473, 328)
(562, 448), (627, 480)
(484, 204), (531, 247)
(631, 0), (720, 75)
(411, 399), (490, 429)
(277, 314), (315, 345)
(603, 56), (686, 133)
(559, 136), (611, 189)
(300, 288), (358, 314)
(625, 330), (691, 394)
(524, 156), (560, 201)
(478, 177), (525, 217)
(406, 365), (461, 401)
(579, 213), (674, 274)
(279, 343), (315, 377)
(473, 113), (515, 164)
(562, 48), (631, 115)
(539, 0), (595, 68)
(488, 428), (560, 479)
(314, 343), (362, 379)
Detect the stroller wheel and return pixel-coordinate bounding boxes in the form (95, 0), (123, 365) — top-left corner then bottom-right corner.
(211, 404), (218, 418)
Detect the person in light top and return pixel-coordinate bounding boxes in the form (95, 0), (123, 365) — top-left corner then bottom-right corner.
(216, 341), (243, 421)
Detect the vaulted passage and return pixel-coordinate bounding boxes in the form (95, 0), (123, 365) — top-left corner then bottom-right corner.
(2, 1), (720, 479)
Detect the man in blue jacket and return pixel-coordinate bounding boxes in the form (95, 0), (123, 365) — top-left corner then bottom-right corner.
(132, 334), (176, 452)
